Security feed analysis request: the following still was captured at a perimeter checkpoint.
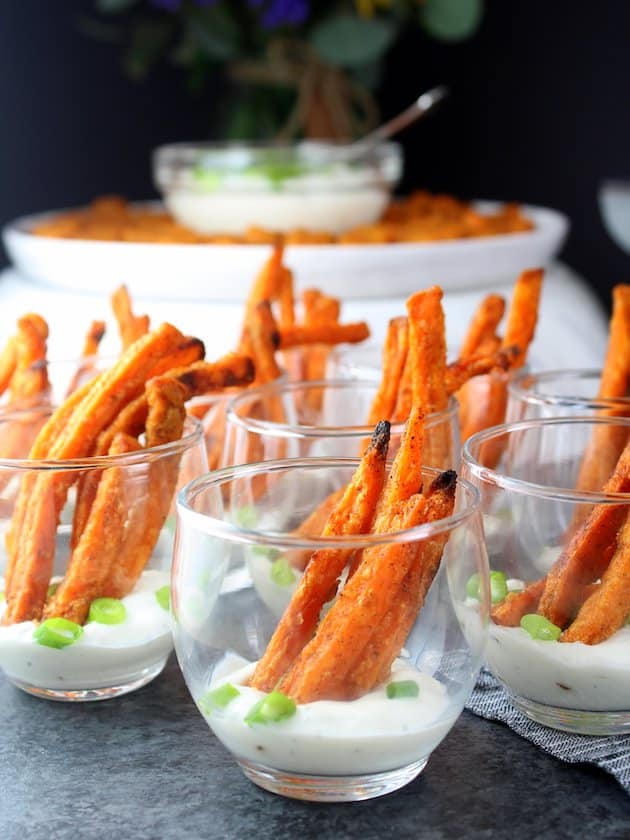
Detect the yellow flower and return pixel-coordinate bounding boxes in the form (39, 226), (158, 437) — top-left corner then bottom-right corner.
(356, 0), (393, 18)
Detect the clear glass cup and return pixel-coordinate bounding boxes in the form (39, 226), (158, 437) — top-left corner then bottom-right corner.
(172, 457), (489, 802)
(507, 368), (630, 422)
(461, 416), (630, 735)
(0, 408), (208, 701)
(223, 378), (460, 470)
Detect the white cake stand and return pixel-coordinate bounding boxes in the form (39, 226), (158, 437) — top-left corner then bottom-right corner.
(0, 262), (608, 371)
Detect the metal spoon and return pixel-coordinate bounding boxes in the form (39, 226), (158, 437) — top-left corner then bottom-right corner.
(340, 85), (449, 161)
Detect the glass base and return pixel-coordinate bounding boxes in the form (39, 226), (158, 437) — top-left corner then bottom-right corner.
(509, 692), (630, 735)
(237, 757), (428, 802)
(8, 659), (167, 702)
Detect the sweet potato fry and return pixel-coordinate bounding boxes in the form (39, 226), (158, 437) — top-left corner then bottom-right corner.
(65, 320), (106, 396)
(111, 284), (150, 350)
(281, 470), (457, 702)
(459, 294), (505, 359)
(491, 578), (546, 626)
(249, 302), (282, 385)
(0, 336), (17, 397)
(106, 377), (188, 598)
(279, 322), (370, 349)
(561, 512), (630, 644)
(4, 324), (188, 624)
(8, 314), (50, 406)
(367, 317), (408, 425)
(249, 421), (391, 692)
(346, 478), (456, 696)
(501, 268), (544, 369)
(171, 354), (256, 397)
(43, 433), (141, 624)
(444, 348), (514, 395)
(406, 287), (450, 467)
(573, 285), (630, 496)
(538, 437), (630, 627)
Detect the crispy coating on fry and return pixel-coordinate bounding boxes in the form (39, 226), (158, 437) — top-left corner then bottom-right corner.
(111, 285), (150, 350)
(278, 322), (370, 349)
(44, 433), (141, 624)
(459, 294), (505, 359)
(561, 512), (630, 644)
(8, 314), (50, 406)
(538, 438), (630, 628)
(368, 317), (409, 425)
(281, 471), (456, 702)
(0, 336), (17, 397)
(501, 268), (544, 369)
(250, 421), (391, 692)
(491, 579), (546, 626)
(171, 354), (255, 397)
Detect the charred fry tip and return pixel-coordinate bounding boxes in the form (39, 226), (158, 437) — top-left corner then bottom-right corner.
(429, 469), (457, 495)
(372, 420), (391, 453)
(92, 323), (106, 342)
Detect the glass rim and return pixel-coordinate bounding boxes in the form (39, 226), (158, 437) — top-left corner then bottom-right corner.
(176, 457), (480, 550)
(225, 378), (458, 439)
(508, 367), (630, 410)
(0, 412), (204, 472)
(462, 416), (630, 503)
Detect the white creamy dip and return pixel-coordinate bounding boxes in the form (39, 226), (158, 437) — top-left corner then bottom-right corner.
(199, 655), (457, 775)
(0, 569), (172, 690)
(487, 624), (630, 711)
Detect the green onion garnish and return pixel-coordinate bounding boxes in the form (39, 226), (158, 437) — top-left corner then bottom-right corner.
(386, 680), (420, 699)
(252, 546), (281, 561)
(199, 683), (239, 715)
(520, 614), (562, 642)
(270, 556), (296, 586)
(192, 168), (223, 192)
(155, 585), (170, 611)
(47, 582), (59, 598)
(490, 571), (508, 604)
(466, 572), (481, 599)
(88, 597), (126, 625)
(33, 617), (83, 649)
(234, 506), (258, 529)
(245, 690), (296, 726)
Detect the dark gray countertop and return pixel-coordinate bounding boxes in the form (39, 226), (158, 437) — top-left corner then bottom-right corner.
(1, 656), (628, 840)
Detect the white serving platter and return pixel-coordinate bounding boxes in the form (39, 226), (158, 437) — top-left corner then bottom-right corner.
(2, 202), (568, 301)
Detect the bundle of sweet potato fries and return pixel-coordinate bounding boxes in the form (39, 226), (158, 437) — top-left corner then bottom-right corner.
(1, 322), (255, 627)
(249, 289), (463, 703)
(493, 284), (630, 645)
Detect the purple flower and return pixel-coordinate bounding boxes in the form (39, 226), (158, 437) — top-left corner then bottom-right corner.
(248, 0), (310, 28)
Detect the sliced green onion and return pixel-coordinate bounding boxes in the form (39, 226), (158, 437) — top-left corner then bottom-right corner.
(47, 582), (59, 598)
(234, 505), (258, 529)
(88, 597), (126, 625)
(490, 571), (508, 604)
(199, 683), (239, 715)
(192, 167), (223, 192)
(245, 690), (296, 726)
(252, 545), (281, 561)
(33, 618), (83, 649)
(386, 680), (420, 699)
(466, 573), (481, 599)
(155, 585), (170, 611)
(270, 556), (296, 586)
(520, 614), (562, 642)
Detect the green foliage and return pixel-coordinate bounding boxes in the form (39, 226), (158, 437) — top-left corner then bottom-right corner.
(420, 0), (484, 43)
(309, 13), (398, 69)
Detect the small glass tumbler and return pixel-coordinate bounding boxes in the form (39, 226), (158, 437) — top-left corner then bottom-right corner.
(461, 416), (630, 735)
(172, 458), (489, 802)
(223, 378), (460, 470)
(0, 408), (208, 701)
(507, 368), (630, 422)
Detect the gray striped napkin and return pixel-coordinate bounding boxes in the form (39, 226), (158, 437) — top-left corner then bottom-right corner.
(466, 669), (630, 793)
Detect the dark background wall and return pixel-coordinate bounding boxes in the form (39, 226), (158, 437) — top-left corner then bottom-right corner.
(2, 1), (629, 307)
